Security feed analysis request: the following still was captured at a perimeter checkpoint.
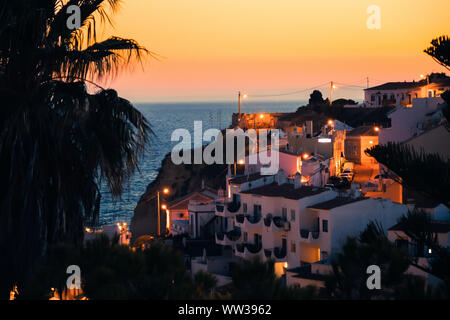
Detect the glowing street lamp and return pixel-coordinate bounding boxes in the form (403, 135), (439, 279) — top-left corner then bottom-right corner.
(153, 187), (169, 236)
(238, 91), (248, 118)
(374, 126), (380, 132)
(302, 153), (310, 160)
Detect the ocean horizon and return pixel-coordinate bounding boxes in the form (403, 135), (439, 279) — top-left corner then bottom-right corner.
(99, 100), (307, 224)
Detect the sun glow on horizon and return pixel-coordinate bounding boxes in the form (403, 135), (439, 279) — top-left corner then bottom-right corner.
(101, 0), (450, 102)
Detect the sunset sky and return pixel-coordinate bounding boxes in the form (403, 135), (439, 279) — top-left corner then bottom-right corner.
(101, 0), (450, 102)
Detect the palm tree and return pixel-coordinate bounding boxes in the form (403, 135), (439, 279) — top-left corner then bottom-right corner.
(0, 0), (152, 298)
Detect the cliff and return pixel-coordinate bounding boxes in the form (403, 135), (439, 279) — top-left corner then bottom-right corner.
(131, 151), (228, 241)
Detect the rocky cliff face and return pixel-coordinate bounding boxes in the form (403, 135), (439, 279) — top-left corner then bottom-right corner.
(131, 151), (227, 241)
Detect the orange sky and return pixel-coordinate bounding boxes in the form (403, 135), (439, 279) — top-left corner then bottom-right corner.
(100, 0), (450, 102)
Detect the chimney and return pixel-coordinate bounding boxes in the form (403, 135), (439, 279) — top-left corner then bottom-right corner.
(277, 169), (287, 186)
(294, 172), (302, 189)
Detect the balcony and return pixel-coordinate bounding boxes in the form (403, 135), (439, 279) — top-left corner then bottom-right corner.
(215, 228), (242, 246)
(236, 214), (263, 229)
(300, 229), (320, 243)
(235, 242), (263, 259)
(235, 243), (245, 258)
(227, 200), (241, 213)
(264, 214), (272, 227)
(264, 249), (272, 259)
(273, 246), (287, 261)
(272, 217), (290, 232)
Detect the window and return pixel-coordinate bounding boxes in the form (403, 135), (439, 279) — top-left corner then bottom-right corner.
(322, 219), (328, 232)
(282, 208), (287, 219)
(291, 241), (296, 253)
(254, 204), (262, 217)
(243, 203), (247, 213)
(290, 209), (295, 221)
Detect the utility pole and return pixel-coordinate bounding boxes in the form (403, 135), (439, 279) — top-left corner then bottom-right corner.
(157, 190), (161, 236)
(238, 91), (241, 116)
(330, 81), (334, 105)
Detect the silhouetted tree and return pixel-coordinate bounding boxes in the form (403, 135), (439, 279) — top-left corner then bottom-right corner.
(424, 35), (450, 70)
(366, 143), (450, 207)
(0, 0), (152, 298)
(324, 222), (425, 299)
(230, 258), (316, 299)
(308, 90), (326, 106)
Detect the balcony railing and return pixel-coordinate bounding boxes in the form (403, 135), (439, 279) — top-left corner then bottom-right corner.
(246, 214), (262, 225)
(274, 246), (287, 259)
(246, 242), (262, 254)
(273, 217), (290, 231)
(227, 201), (241, 213)
(264, 214), (272, 227)
(236, 214), (245, 224)
(300, 229), (320, 241)
(216, 232), (225, 241)
(225, 228), (241, 241)
(236, 243), (245, 253)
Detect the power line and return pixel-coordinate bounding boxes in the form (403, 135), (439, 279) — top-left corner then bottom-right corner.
(250, 82), (331, 98)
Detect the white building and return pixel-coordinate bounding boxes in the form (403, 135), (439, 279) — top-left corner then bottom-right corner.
(214, 168), (409, 285)
(379, 97), (445, 145)
(387, 207), (450, 288)
(364, 75), (450, 108)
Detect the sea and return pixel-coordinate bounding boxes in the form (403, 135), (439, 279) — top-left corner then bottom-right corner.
(99, 100), (306, 225)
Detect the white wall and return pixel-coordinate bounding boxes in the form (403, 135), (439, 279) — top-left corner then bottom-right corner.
(379, 97), (443, 144)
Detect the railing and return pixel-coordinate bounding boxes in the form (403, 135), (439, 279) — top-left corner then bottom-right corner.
(273, 217), (290, 231)
(246, 242), (262, 254)
(264, 214), (272, 227)
(246, 214), (262, 225)
(236, 214), (245, 224)
(264, 249), (272, 258)
(227, 201), (241, 213)
(274, 246), (287, 259)
(216, 232), (225, 241)
(225, 228), (241, 241)
(300, 229), (320, 241)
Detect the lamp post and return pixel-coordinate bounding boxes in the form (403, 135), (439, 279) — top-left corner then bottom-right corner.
(330, 82), (337, 105)
(156, 188), (169, 236)
(420, 74), (430, 97)
(237, 91), (247, 122)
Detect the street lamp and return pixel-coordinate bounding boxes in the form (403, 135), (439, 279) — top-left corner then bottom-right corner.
(147, 187), (170, 237)
(420, 74), (430, 96)
(330, 82), (337, 105)
(238, 91), (248, 120)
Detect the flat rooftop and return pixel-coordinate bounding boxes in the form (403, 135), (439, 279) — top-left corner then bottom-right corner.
(308, 197), (368, 210)
(241, 183), (327, 200)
